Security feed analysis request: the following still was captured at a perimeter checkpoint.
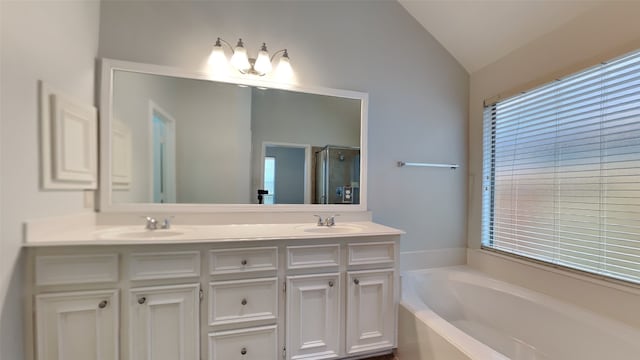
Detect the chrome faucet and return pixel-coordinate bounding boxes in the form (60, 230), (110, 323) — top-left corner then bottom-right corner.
(325, 214), (339, 227)
(145, 216), (171, 230)
(145, 217), (158, 230)
(314, 214), (339, 227)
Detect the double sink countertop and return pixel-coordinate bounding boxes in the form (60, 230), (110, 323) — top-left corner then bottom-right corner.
(24, 221), (404, 247)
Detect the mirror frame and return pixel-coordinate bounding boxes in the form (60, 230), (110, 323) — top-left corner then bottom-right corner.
(98, 58), (368, 213)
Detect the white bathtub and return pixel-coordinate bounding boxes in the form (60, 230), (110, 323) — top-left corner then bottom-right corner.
(398, 266), (640, 360)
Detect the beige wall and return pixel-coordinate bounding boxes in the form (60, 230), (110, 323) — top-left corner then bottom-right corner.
(0, 1), (100, 358)
(468, 3), (640, 328)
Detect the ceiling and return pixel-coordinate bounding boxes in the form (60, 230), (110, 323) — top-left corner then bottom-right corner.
(398, 0), (604, 74)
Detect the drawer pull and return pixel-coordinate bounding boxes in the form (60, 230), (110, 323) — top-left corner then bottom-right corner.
(241, 298), (247, 306)
(353, 278), (360, 285)
(240, 347), (247, 355)
(328, 280), (334, 287)
(241, 259), (248, 266)
(98, 300), (108, 309)
(138, 297), (147, 305)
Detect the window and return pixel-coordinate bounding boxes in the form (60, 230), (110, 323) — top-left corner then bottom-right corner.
(482, 49), (640, 285)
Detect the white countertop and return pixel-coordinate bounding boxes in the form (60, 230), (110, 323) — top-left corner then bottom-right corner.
(24, 221), (404, 247)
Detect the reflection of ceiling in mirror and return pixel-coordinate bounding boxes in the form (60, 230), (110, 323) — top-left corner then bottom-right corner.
(110, 70), (362, 206)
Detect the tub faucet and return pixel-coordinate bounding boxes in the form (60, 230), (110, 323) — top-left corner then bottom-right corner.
(314, 215), (324, 226)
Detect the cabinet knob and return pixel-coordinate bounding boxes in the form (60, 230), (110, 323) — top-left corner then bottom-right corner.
(240, 347), (247, 355)
(353, 278), (360, 285)
(241, 259), (248, 266)
(328, 280), (334, 287)
(138, 297), (147, 305)
(98, 300), (108, 309)
(241, 298), (247, 306)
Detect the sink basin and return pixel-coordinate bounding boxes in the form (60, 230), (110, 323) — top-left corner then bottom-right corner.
(296, 224), (364, 234)
(95, 226), (195, 240)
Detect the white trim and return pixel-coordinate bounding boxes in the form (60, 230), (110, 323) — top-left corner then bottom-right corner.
(99, 58), (368, 213)
(40, 81), (98, 190)
(147, 100), (177, 203)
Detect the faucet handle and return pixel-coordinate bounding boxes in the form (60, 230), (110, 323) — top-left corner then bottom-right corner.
(160, 217), (172, 229)
(313, 215), (324, 226)
(145, 216), (158, 230)
(325, 214), (340, 227)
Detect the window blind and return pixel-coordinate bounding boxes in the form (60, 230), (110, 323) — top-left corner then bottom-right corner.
(482, 50), (640, 285)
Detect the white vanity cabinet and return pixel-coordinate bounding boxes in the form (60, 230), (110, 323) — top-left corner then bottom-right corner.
(26, 232), (400, 360)
(346, 270), (395, 355)
(35, 290), (119, 360)
(286, 273), (341, 360)
(129, 284), (200, 360)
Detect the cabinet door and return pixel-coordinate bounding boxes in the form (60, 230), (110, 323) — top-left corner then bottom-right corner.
(129, 284), (199, 360)
(286, 273), (340, 360)
(35, 290), (118, 360)
(346, 270), (395, 355)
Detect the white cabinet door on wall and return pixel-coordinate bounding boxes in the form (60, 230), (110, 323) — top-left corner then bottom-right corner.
(129, 284), (199, 360)
(35, 290), (119, 360)
(346, 270), (395, 355)
(286, 273), (340, 360)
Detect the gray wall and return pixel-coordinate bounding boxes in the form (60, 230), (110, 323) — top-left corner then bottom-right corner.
(99, 0), (469, 253)
(174, 78), (252, 203)
(251, 89), (361, 202)
(0, 2), (100, 359)
(112, 72), (253, 204)
(265, 146), (306, 204)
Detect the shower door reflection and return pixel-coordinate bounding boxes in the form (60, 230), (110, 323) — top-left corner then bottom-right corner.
(314, 146), (360, 204)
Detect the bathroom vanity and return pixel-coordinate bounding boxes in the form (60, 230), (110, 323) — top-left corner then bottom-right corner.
(24, 221), (402, 360)
(24, 56), (399, 360)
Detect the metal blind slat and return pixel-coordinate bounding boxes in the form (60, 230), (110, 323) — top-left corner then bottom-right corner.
(482, 48), (640, 285)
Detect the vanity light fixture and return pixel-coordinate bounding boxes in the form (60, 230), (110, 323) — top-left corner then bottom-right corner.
(208, 37), (291, 77)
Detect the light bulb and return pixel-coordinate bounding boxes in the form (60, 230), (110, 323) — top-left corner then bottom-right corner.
(208, 39), (227, 69)
(253, 43), (272, 75)
(275, 50), (293, 80)
(230, 39), (251, 71)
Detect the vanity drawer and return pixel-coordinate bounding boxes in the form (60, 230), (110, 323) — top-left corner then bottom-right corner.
(209, 325), (277, 360)
(209, 247), (277, 275)
(287, 244), (340, 269)
(35, 254), (119, 286)
(347, 242), (395, 266)
(208, 278), (278, 326)
(129, 251), (200, 281)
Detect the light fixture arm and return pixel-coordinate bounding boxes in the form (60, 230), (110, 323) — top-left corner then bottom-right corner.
(215, 37), (235, 53)
(270, 49), (288, 62)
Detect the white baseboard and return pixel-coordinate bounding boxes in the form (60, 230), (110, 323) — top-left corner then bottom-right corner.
(400, 247), (467, 272)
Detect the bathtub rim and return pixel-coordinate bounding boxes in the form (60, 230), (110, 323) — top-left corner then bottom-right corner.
(401, 266), (510, 360)
(401, 265), (640, 360)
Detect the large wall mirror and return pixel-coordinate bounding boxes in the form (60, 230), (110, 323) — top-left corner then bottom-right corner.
(99, 59), (368, 212)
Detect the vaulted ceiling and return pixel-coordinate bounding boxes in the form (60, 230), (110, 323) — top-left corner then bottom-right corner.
(398, 1), (604, 74)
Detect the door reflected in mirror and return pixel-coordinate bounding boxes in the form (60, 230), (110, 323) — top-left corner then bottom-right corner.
(110, 69), (362, 205)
